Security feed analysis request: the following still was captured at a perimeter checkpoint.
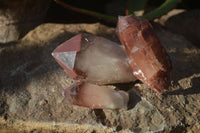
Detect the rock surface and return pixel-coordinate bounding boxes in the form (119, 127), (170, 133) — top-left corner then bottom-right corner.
(0, 0), (50, 43)
(0, 22), (200, 132)
(155, 9), (200, 48)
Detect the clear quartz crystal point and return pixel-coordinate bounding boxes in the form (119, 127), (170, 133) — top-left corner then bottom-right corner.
(52, 33), (137, 84)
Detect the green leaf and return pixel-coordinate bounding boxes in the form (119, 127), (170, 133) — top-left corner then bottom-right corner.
(141, 0), (179, 20)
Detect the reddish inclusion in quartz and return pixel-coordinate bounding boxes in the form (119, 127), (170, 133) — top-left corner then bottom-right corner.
(116, 15), (172, 93)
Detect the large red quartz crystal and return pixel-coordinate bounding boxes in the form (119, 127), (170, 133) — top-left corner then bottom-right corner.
(116, 15), (172, 93)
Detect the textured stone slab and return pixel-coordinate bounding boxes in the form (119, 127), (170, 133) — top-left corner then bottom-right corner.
(155, 9), (200, 48)
(0, 23), (200, 132)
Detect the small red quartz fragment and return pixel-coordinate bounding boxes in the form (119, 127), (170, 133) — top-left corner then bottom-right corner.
(63, 81), (129, 109)
(116, 15), (172, 93)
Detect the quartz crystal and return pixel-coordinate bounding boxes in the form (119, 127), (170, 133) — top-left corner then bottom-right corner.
(52, 34), (82, 79)
(116, 15), (172, 93)
(63, 81), (129, 109)
(52, 34), (136, 85)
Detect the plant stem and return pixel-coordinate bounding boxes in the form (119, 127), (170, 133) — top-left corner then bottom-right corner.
(141, 0), (179, 20)
(54, 0), (178, 22)
(54, 0), (117, 23)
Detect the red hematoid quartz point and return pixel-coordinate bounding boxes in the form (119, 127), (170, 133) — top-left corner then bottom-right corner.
(116, 15), (172, 93)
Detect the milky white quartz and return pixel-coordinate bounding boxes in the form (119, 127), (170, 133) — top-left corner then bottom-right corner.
(75, 34), (136, 84)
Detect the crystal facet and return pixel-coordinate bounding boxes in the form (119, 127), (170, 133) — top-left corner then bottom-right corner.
(52, 52), (76, 69)
(116, 15), (172, 93)
(52, 34), (82, 79)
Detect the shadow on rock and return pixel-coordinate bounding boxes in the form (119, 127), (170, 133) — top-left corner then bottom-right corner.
(127, 88), (141, 110)
(169, 48), (200, 87)
(0, 30), (76, 94)
(165, 76), (200, 96)
(93, 109), (111, 126)
(165, 10), (200, 48)
(0, 29), (77, 120)
(154, 23), (200, 89)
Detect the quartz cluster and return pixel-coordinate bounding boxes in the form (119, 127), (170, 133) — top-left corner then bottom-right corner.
(52, 15), (172, 109)
(52, 34), (136, 109)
